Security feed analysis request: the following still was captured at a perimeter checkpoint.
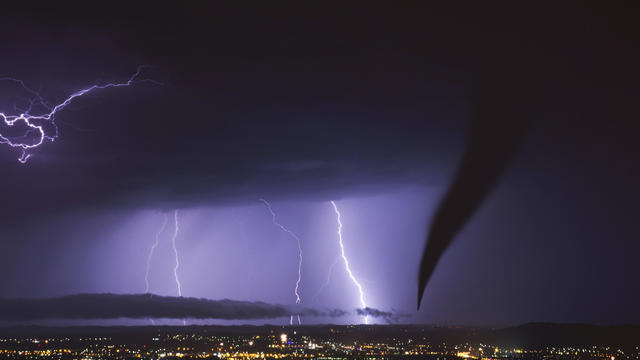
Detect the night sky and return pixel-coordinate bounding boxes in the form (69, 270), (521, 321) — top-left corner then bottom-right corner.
(0, 3), (638, 326)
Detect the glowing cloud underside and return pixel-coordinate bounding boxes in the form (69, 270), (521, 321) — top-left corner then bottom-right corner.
(330, 200), (369, 324)
(0, 66), (157, 163)
(259, 198), (303, 325)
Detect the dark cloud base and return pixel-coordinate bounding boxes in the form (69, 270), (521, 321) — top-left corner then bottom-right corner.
(0, 293), (400, 322)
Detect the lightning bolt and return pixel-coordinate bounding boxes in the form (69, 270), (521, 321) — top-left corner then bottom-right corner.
(144, 213), (168, 325)
(330, 200), (369, 324)
(171, 209), (183, 297)
(259, 198), (303, 325)
(0, 66), (158, 163)
(145, 213), (168, 294)
(312, 255), (340, 302)
(170, 209), (186, 325)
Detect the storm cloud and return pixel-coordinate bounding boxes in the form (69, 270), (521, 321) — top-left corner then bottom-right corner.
(0, 3), (466, 222)
(0, 294), (402, 322)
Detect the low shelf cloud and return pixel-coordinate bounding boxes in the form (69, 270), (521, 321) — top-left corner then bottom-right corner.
(0, 293), (401, 323)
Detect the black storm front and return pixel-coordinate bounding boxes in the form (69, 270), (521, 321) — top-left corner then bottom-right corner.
(0, 2), (638, 359)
